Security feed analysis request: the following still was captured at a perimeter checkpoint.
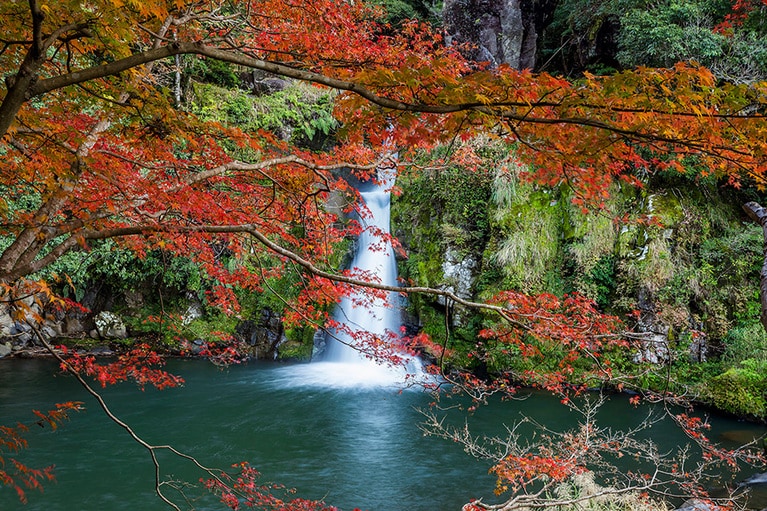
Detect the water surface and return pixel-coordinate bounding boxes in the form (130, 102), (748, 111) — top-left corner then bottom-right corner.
(2, 358), (766, 511)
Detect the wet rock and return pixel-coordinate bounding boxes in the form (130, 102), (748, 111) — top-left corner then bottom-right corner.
(10, 322), (33, 345)
(239, 71), (290, 95)
(182, 293), (204, 326)
(441, 248), (477, 301)
(234, 308), (287, 359)
(312, 329), (327, 360)
(631, 287), (671, 364)
(675, 499), (716, 511)
(439, 248), (477, 324)
(94, 311), (127, 339)
(740, 472), (767, 487)
(443, 0), (557, 70)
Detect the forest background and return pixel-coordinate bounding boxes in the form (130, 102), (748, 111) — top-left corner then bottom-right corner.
(3, 0), (767, 509)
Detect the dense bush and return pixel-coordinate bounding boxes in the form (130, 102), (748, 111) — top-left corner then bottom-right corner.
(703, 361), (767, 418)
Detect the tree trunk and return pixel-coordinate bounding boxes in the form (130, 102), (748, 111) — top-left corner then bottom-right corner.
(743, 201), (767, 333)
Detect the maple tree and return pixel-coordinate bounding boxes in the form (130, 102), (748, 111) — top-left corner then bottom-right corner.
(2, 0), (767, 509)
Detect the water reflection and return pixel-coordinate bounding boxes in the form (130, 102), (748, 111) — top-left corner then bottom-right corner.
(2, 359), (767, 511)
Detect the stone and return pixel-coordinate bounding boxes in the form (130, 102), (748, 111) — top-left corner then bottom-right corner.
(675, 498), (717, 511)
(65, 316), (86, 335)
(443, 0), (557, 70)
(181, 294), (204, 326)
(123, 290), (144, 310)
(233, 308), (286, 359)
(632, 333), (669, 364)
(312, 329), (327, 360)
(10, 322), (33, 345)
(0, 342), (11, 358)
(41, 325), (59, 340)
(94, 311), (127, 339)
(0, 311), (13, 337)
(441, 248), (477, 301)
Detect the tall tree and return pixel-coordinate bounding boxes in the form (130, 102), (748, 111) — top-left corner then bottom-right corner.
(1, 0), (765, 294)
(2, 0), (767, 508)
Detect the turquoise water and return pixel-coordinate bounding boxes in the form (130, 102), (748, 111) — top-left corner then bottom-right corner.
(1, 358), (766, 511)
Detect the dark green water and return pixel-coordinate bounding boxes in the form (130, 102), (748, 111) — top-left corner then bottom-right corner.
(2, 358), (766, 511)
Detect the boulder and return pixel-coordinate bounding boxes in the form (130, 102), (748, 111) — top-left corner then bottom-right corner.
(675, 498), (717, 511)
(94, 311), (128, 339)
(234, 308), (286, 359)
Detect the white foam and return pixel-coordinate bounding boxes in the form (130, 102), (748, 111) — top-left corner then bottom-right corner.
(270, 361), (430, 390)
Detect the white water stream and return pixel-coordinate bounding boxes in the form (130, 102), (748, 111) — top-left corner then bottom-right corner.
(283, 164), (425, 388)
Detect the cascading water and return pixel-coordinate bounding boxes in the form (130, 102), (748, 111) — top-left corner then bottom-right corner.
(322, 167), (402, 364)
(280, 161), (424, 388)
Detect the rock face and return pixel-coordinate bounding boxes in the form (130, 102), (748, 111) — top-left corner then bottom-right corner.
(440, 248), (478, 324)
(234, 308), (287, 359)
(93, 311), (128, 339)
(443, 0), (558, 69)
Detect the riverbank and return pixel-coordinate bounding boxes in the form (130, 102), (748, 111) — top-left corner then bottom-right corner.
(6, 333), (767, 429)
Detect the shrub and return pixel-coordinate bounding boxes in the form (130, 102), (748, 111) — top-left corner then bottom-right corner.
(703, 362), (767, 418)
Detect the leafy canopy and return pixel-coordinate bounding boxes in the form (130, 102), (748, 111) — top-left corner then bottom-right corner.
(0, 0), (766, 304)
(3, 1), (767, 509)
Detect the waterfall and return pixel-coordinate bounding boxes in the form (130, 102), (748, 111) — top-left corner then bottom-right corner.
(322, 166), (402, 364)
(288, 161), (424, 388)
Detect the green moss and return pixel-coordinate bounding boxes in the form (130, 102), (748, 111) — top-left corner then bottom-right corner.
(703, 363), (767, 418)
(277, 334), (314, 360)
(488, 172), (565, 294)
(189, 81), (338, 147)
(181, 315), (239, 343)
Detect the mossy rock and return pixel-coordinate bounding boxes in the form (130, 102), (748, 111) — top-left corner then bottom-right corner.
(703, 367), (767, 419)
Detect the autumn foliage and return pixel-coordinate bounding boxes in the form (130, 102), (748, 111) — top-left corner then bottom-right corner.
(61, 344), (184, 390)
(0, 402), (82, 503)
(1, 0), (766, 307)
(2, 0), (767, 509)
(476, 292), (625, 390)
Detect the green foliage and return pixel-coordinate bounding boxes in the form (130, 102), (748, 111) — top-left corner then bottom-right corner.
(186, 57), (241, 88)
(393, 161), (494, 293)
(562, 191), (619, 307)
(371, 0), (439, 25)
(37, 240), (205, 302)
(610, 0), (767, 81)
(617, 1), (725, 68)
(542, 0), (767, 80)
(703, 362), (767, 418)
(585, 255), (617, 310)
(189, 81), (338, 148)
(721, 322), (767, 365)
(181, 314), (239, 343)
(122, 309), (184, 347)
